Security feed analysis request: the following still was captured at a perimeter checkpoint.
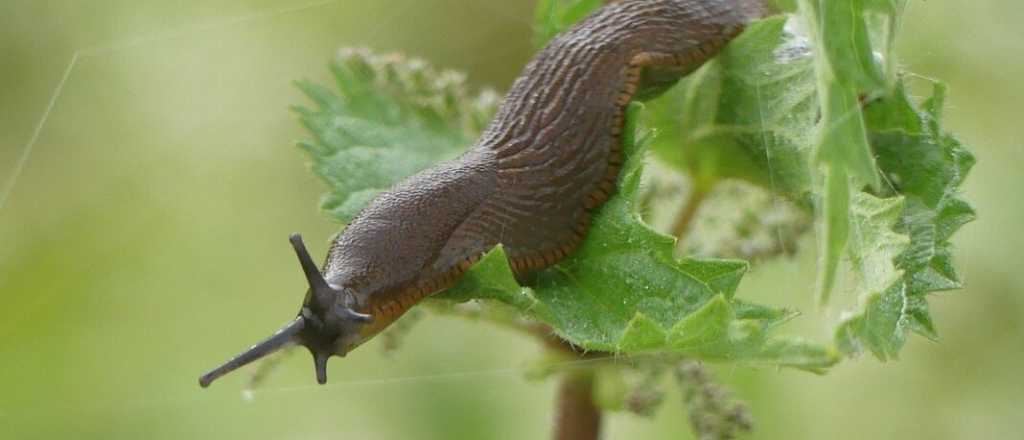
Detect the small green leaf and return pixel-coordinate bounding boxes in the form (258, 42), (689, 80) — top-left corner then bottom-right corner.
(835, 77), (975, 359)
(295, 49), (498, 223)
(831, 75), (974, 358)
(439, 245), (554, 319)
(832, 192), (907, 359)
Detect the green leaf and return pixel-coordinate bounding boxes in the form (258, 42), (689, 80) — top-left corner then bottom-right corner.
(294, 49), (498, 222)
(593, 2), (973, 359)
(832, 192), (907, 359)
(440, 105), (836, 370)
(783, 1), (974, 357)
(835, 78), (975, 358)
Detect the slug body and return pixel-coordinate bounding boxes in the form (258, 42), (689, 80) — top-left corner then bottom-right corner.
(200, 0), (766, 387)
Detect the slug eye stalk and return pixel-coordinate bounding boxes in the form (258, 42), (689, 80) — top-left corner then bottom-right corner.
(289, 233), (333, 308)
(199, 234), (372, 388)
(198, 317), (305, 388)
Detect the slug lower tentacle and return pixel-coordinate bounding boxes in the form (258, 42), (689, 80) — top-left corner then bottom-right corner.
(200, 0), (768, 387)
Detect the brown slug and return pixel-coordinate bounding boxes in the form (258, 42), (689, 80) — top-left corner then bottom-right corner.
(199, 0), (768, 387)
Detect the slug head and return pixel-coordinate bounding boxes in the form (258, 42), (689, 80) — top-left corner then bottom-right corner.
(198, 233), (372, 388)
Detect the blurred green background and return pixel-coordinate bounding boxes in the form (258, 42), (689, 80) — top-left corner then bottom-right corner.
(1, 1), (1021, 438)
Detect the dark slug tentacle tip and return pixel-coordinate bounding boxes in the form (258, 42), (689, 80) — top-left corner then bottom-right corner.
(289, 233), (335, 307)
(198, 317), (306, 389)
(314, 352), (330, 385)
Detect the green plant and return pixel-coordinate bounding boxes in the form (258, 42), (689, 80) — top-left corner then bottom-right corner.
(291, 1), (974, 438)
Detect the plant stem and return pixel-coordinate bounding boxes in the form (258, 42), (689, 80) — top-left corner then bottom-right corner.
(671, 181), (712, 240)
(552, 369), (601, 440)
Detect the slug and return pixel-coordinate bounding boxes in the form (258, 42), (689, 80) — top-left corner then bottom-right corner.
(200, 0), (768, 387)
